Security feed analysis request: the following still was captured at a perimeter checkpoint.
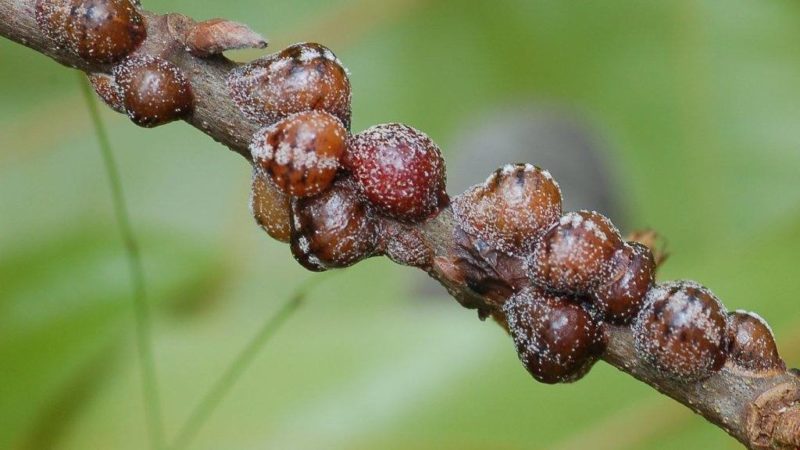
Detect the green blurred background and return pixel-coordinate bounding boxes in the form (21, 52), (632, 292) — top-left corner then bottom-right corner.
(2, 0), (800, 448)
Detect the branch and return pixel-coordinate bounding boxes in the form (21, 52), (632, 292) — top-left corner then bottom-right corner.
(2, 1), (799, 448)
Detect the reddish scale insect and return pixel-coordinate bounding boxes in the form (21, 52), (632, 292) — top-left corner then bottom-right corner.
(345, 123), (448, 222)
(114, 56), (194, 127)
(633, 281), (729, 382)
(727, 310), (785, 373)
(227, 42), (352, 128)
(250, 167), (292, 243)
(36, 0), (146, 64)
(504, 287), (607, 384)
(290, 180), (379, 271)
(250, 111), (347, 198)
(529, 210), (623, 293)
(452, 163), (562, 256)
(592, 242), (656, 324)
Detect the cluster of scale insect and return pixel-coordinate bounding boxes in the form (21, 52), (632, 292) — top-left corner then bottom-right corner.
(448, 160), (788, 383)
(37, 0), (786, 385)
(236, 45), (449, 268)
(35, 0), (195, 127)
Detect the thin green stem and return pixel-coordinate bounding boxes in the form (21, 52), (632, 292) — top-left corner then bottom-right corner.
(171, 276), (325, 450)
(78, 75), (166, 450)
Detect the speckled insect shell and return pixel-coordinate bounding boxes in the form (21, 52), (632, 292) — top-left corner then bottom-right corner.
(36, 0), (146, 64)
(633, 281), (729, 382)
(250, 167), (292, 243)
(726, 310), (784, 373)
(290, 180), (379, 271)
(529, 210), (624, 293)
(250, 111), (347, 198)
(227, 43), (352, 128)
(345, 123), (448, 222)
(88, 73), (125, 113)
(592, 242), (656, 324)
(113, 56), (194, 127)
(503, 287), (607, 384)
(452, 163), (562, 256)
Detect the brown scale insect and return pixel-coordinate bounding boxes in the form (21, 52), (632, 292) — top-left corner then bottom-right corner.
(345, 123), (448, 222)
(35, 0), (146, 64)
(592, 242), (656, 324)
(250, 111), (347, 198)
(227, 42), (351, 128)
(250, 167), (292, 243)
(87, 73), (125, 113)
(113, 56), (194, 127)
(633, 281), (729, 382)
(504, 286), (607, 384)
(290, 180), (379, 271)
(529, 210), (623, 293)
(452, 163), (562, 256)
(727, 310), (785, 374)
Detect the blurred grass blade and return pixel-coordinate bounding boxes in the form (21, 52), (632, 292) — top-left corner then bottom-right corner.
(78, 75), (166, 450)
(171, 276), (327, 450)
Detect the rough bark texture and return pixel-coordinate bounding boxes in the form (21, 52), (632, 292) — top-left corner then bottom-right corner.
(2, 1), (799, 448)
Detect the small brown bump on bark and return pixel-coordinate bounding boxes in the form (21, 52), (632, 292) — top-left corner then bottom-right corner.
(633, 281), (729, 382)
(250, 110), (347, 198)
(529, 210), (624, 293)
(290, 180), (378, 271)
(87, 73), (125, 113)
(250, 167), (292, 243)
(592, 242), (655, 324)
(504, 286), (607, 384)
(727, 310), (785, 375)
(114, 55), (194, 127)
(227, 42), (352, 128)
(452, 163), (562, 256)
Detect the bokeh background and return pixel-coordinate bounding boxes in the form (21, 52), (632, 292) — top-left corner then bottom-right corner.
(2, 0), (800, 449)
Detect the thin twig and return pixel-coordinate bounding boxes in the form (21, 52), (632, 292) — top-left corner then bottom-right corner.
(78, 76), (166, 450)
